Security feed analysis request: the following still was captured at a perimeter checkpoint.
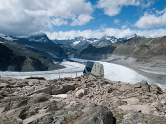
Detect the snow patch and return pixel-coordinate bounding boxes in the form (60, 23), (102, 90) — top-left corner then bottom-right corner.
(0, 34), (16, 41)
(72, 41), (80, 45)
(52, 94), (67, 98)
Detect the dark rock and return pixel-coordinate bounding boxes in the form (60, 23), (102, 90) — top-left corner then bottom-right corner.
(28, 93), (50, 104)
(74, 105), (114, 124)
(26, 77), (46, 80)
(0, 95), (4, 99)
(13, 99), (28, 109)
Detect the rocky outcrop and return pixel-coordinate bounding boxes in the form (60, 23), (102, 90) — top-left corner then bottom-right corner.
(74, 105), (114, 124)
(122, 112), (166, 124)
(1, 76), (166, 124)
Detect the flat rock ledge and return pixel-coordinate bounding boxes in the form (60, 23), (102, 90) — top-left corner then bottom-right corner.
(0, 76), (166, 124)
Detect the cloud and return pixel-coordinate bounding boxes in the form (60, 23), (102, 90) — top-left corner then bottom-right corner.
(71, 14), (93, 26)
(122, 25), (127, 29)
(46, 30), (104, 40)
(114, 19), (120, 25)
(0, 0), (93, 36)
(135, 9), (166, 29)
(46, 28), (166, 40)
(139, 0), (155, 8)
(51, 18), (68, 26)
(97, 0), (140, 16)
(97, 0), (155, 16)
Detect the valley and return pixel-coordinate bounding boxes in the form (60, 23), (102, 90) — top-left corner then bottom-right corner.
(0, 33), (165, 88)
(1, 1), (166, 123)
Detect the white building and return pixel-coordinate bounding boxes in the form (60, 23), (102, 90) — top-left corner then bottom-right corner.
(83, 61), (104, 79)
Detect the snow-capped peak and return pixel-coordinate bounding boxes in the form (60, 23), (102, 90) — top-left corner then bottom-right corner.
(73, 36), (86, 41)
(100, 35), (117, 40)
(72, 40), (80, 45)
(27, 33), (51, 43)
(126, 34), (138, 40)
(0, 34), (16, 41)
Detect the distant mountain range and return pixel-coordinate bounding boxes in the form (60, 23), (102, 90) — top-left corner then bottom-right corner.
(77, 36), (166, 60)
(53, 34), (139, 49)
(0, 34), (67, 61)
(0, 33), (165, 71)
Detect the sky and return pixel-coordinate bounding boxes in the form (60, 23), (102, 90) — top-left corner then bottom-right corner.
(0, 0), (166, 39)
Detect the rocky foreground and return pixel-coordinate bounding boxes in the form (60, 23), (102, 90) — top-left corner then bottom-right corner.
(1, 76), (166, 124)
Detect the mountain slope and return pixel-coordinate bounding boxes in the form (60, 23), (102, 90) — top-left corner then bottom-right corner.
(113, 36), (166, 59)
(0, 41), (64, 72)
(8, 34), (67, 61)
(77, 36), (166, 60)
(77, 44), (116, 60)
(53, 35), (138, 50)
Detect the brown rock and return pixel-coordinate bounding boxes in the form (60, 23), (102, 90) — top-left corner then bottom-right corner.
(51, 84), (75, 95)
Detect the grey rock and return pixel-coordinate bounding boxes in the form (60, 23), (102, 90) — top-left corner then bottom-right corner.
(74, 105), (113, 124)
(122, 112), (166, 124)
(122, 112), (145, 124)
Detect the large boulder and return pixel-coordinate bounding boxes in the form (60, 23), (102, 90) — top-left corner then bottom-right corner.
(28, 86), (53, 95)
(74, 105), (114, 124)
(28, 93), (50, 104)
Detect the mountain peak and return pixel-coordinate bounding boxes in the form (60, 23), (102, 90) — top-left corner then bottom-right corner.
(100, 35), (117, 40)
(73, 36), (86, 41)
(126, 34), (138, 40)
(28, 33), (51, 43)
